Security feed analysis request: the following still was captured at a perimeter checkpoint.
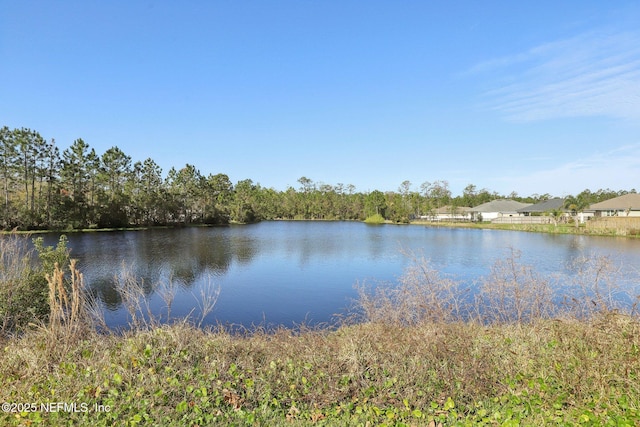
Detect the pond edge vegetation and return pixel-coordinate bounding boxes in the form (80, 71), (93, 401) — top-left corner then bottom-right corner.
(1, 234), (639, 425)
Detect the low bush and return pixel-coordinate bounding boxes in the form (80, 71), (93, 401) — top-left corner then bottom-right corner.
(363, 213), (385, 224)
(0, 234), (70, 335)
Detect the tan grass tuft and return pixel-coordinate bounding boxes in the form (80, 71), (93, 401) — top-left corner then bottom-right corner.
(43, 259), (94, 356)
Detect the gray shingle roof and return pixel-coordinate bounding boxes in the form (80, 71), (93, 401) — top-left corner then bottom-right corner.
(517, 198), (566, 213)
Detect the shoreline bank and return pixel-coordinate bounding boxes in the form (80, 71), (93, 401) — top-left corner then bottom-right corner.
(2, 218), (638, 238)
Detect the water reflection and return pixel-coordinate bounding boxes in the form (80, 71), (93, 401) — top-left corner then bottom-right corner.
(37, 227), (257, 310)
(29, 222), (640, 328)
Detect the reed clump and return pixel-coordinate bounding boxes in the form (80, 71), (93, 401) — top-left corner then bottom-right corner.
(41, 260), (95, 357)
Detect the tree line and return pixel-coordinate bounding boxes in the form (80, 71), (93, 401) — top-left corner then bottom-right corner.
(0, 126), (634, 230)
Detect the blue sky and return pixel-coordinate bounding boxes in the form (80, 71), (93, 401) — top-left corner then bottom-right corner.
(1, 1), (639, 197)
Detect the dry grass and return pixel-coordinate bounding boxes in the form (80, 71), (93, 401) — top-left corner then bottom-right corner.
(46, 260), (87, 335)
(17, 259), (96, 364)
(1, 312), (638, 425)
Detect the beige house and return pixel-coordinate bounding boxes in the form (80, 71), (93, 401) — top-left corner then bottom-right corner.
(470, 199), (532, 221)
(587, 193), (640, 217)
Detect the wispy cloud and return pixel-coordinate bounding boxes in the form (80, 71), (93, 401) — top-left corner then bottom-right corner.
(472, 29), (640, 121)
(492, 143), (640, 195)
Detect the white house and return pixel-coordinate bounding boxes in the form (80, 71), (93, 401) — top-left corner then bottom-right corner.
(471, 199), (532, 221)
(423, 206), (473, 221)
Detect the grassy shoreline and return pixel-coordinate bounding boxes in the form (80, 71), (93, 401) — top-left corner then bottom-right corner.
(1, 314), (639, 426)
(2, 218), (638, 239)
(410, 219), (640, 238)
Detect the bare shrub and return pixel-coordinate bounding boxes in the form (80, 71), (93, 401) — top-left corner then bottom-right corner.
(355, 248), (638, 327)
(156, 273), (178, 321)
(355, 251), (468, 325)
(112, 264), (220, 330)
(477, 248), (555, 324)
(112, 263), (154, 330)
(82, 287), (109, 332)
(192, 274), (221, 328)
(561, 254), (629, 319)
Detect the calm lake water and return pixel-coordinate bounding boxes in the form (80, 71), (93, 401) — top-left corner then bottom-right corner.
(36, 221), (640, 329)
